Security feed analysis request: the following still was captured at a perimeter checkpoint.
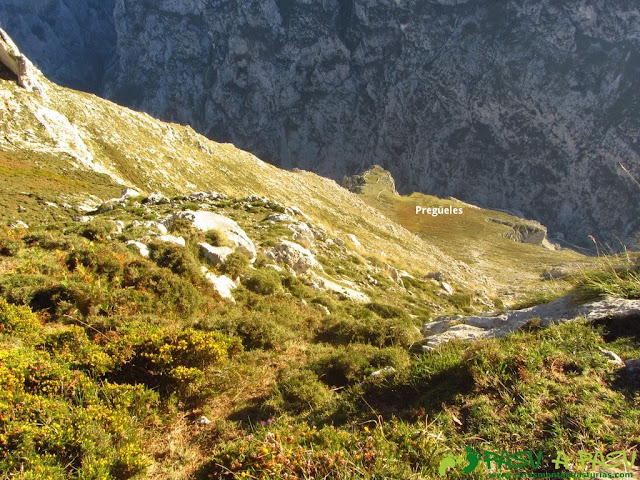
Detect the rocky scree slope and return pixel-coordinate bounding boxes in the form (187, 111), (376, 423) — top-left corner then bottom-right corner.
(2, 0), (640, 247)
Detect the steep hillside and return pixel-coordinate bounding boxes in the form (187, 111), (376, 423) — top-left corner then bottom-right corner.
(2, 0), (640, 247)
(0, 29), (589, 300)
(351, 166), (587, 296)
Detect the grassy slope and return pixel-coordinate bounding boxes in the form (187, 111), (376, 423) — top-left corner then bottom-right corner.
(0, 78), (485, 293)
(357, 166), (588, 301)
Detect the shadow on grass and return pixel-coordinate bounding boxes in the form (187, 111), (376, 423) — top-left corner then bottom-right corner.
(594, 313), (640, 397)
(359, 362), (475, 419)
(592, 312), (640, 343)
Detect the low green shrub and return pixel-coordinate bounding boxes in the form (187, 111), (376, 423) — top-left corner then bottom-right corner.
(268, 369), (334, 414)
(310, 344), (411, 387)
(210, 313), (295, 351)
(148, 241), (200, 279)
(66, 246), (124, 281)
(204, 229), (231, 247)
(122, 260), (203, 317)
(221, 251), (250, 278)
(244, 269), (281, 295)
(316, 313), (419, 348)
(365, 301), (407, 319)
(0, 238), (20, 256)
(68, 220), (114, 242)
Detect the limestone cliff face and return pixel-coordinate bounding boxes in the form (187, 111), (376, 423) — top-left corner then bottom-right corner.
(0, 0), (116, 93)
(2, 0), (640, 247)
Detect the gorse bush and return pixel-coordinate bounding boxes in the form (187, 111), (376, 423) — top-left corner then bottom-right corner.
(221, 251), (250, 278)
(148, 241), (200, 279)
(244, 269), (282, 295)
(0, 297), (41, 338)
(0, 302), (156, 479)
(104, 326), (242, 400)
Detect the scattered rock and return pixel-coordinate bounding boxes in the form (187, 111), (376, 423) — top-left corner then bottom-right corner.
(266, 240), (322, 275)
(112, 220), (125, 234)
(73, 216), (92, 223)
(422, 324), (491, 351)
(243, 195), (268, 203)
(170, 211), (256, 261)
(346, 234), (361, 247)
(315, 304), (331, 316)
(368, 366), (397, 378)
(333, 238), (345, 247)
(440, 282), (454, 295)
(624, 359), (640, 372)
(422, 295), (640, 350)
(268, 213), (295, 223)
(307, 272), (370, 303)
(143, 191), (170, 205)
(265, 264), (284, 273)
(598, 347), (624, 366)
(189, 191), (226, 202)
(199, 243), (234, 267)
(96, 203), (117, 213)
(9, 220), (28, 229)
(121, 188), (141, 199)
(202, 267), (237, 302)
(385, 264), (412, 285)
(289, 223), (315, 247)
(194, 415), (212, 425)
(145, 221), (168, 235)
(424, 271), (444, 282)
(541, 267), (571, 280)
(157, 235), (186, 247)
(126, 240), (150, 257)
(285, 206), (306, 218)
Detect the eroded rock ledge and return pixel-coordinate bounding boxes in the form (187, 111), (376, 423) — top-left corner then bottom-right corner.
(421, 296), (640, 350)
(0, 28), (45, 93)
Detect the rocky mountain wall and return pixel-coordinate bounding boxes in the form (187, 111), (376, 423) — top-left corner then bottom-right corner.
(0, 0), (116, 93)
(2, 0), (640, 247)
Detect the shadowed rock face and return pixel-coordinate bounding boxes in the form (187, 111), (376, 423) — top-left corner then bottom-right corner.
(0, 0), (116, 93)
(2, 0), (640, 247)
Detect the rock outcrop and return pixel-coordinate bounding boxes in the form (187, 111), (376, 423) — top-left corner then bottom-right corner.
(168, 211), (257, 261)
(266, 240), (322, 275)
(0, 28), (45, 94)
(421, 295), (640, 350)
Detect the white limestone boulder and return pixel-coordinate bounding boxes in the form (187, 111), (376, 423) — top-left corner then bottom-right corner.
(266, 240), (322, 275)
(170, 211), (256, 261)
(199, 243), (234, 267)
